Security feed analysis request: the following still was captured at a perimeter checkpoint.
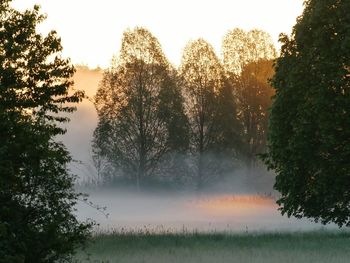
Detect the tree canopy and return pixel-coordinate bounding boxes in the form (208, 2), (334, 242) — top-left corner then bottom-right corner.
(264, 0), (350, 226)
(222, 28), (276, 74)
(222, 29), (276, 169)
(93, 27), (188, 189)
(180, 39), (240, 189)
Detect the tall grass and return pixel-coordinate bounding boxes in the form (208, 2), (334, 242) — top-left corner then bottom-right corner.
(74, 229), (350, 263)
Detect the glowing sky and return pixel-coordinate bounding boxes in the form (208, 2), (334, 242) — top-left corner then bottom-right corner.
(12, 0), (304, 68)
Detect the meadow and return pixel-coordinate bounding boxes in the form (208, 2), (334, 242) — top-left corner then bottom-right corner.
(74, 230), (350, 263)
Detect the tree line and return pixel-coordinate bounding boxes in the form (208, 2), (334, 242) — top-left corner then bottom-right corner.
(92, 27), (276, 190)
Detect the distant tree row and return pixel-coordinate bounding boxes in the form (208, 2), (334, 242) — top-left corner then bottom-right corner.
(92, 27), (276, 190)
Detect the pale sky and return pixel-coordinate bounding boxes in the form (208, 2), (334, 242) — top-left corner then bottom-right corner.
(12, 0), (304, 69)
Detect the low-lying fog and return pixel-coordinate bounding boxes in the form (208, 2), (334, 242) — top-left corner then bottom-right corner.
(58, 66), (102, 180)
(76, 190), (337, 233)
(64, 67), (336, 233)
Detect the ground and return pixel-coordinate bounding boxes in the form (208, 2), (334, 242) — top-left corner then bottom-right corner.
(74, 230), (350, 263)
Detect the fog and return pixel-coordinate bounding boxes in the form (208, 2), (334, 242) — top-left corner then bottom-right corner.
(63, 67), (335, 233)
(58, 66), (103, 181)
(76, 190), (336, 233)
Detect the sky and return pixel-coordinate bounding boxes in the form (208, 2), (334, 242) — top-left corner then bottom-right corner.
(12, 0), (304, 68)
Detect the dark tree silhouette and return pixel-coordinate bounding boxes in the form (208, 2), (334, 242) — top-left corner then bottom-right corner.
(0, 2), (92, 262)
(222, 29), (276, 170)
(264, 0), (350, 226)
(180, 39), (240, 190)
(236, 59), (275, 168)
(93, 28), (189, 189)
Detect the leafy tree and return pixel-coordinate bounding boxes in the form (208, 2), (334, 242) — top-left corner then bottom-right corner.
(93, 28), (188, 189)
(264, 0), (350, 226)
(222, 29), (276, 169)
(222, 28), (276, 74)
(180, 39), (240, 190)
(237, 59), (275, 168)
(0, 1), (92, 262)
(157, 70), (190, 184)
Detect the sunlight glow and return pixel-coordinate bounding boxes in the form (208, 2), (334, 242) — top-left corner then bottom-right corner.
(11, 0), (303, 68)
(190, 195), (276, 216)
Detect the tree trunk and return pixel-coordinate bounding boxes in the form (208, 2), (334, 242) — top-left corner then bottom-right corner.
(197, 152), (204, 191)
(136, 172), (140, 192)
(197, 114), (204, 192)
(138, 147), (146, 192)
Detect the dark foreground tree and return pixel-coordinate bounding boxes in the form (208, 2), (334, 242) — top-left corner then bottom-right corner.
(0, 2), (92, 262)
(264, 0), (350, 226)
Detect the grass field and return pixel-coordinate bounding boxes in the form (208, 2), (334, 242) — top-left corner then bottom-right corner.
(74, 230), (350, 263)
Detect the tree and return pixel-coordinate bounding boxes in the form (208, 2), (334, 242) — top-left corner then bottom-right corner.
(237, 59), (275, 168)
(157, 70), (190, 184)
(222, 28), (276, 74)
(93, 28), (189, 189)
(222, 29), (276, 169)
(180, 39), (240, 190)
(0, 2), (92, 262)
(264, 0), (350, 226)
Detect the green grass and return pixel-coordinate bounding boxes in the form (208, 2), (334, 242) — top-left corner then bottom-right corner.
(74, 230), (350, 263)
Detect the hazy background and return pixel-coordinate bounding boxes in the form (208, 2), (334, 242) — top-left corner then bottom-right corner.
(17, 0), (331, 233)
(76, 190), (337, 233)
(57, 66), (103, 183)
(54, 56), (335, 235)
(60, 67), (335, 232)
(11, 0), (304, 68)
(57, 67), (298, 233)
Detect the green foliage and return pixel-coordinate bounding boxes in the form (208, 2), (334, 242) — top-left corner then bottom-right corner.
(264, 0), (350, 226)
(0, 2), (92, 262)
